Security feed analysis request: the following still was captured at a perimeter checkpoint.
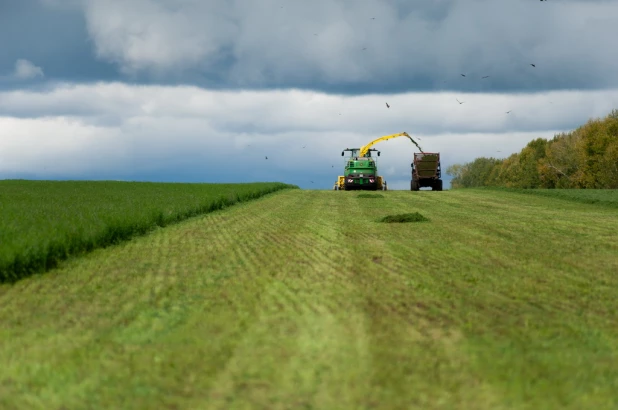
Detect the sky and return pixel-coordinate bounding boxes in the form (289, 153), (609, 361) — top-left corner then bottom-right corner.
(1, 0), (618, 190)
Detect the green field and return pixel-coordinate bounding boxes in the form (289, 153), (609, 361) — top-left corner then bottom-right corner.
(1, 188), (618, 409)
(0, 180), (296, 283)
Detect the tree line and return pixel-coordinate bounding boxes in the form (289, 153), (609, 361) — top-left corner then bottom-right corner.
(447, 109), (618, 189)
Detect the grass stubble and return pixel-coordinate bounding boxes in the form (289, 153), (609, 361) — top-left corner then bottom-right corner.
(1, 188), (617, 409)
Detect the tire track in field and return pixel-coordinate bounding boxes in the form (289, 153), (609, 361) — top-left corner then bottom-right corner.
(247, 197), (351, 316)
(257, 192), (358, 297)
(203, 192), (320, 318)
(203, 192), (376, 407)
(347, 193), (464, 338)
(345, 195), (484, 407)
(203, 191), (470, 408)
(284, 195), (366, 314)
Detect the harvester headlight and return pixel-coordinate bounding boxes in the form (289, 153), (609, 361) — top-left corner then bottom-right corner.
(347, 179), (353, 183)
(369, 178), (375, 183)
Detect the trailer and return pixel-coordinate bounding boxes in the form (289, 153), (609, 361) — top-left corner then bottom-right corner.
(411, 152), (442, 191)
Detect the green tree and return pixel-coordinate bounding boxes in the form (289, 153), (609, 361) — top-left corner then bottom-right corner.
(447, 158), (502, 188)
(446, 108), (618, 189)
(538, 132), (579, 188)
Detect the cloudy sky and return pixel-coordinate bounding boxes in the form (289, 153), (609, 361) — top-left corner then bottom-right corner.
(1, 0), (618, 190)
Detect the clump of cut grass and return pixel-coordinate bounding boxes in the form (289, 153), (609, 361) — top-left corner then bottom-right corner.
(357, 193), (384, 198)
(380, 212), (429, 223)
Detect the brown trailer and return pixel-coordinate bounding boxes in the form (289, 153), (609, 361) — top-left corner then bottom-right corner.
(411, 152), (443, 191)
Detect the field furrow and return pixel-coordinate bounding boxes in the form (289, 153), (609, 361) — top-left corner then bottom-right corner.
(1, 189), (618, 409)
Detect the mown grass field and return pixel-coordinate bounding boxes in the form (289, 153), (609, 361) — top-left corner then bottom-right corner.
(1, 188), (618, 409)
(0, 180), (295, 282)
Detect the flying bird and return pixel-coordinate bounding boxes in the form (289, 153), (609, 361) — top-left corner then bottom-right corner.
(482, 76), (490, 79)
(302, 145), (306, 148)
(506, 111), (512, 114)
(362, 47), (367, 50)
(370, 17), (375, 20)
(456, 98), (464, 104)
(461, 74), (466, 77)
(265, 156), (268, 160)
(386, 102), (390, 108)
(310, 181), (314, 183)
(530, 64), (536, 67)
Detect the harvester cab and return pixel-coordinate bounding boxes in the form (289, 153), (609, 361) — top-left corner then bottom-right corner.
(341, 148), (380, 159)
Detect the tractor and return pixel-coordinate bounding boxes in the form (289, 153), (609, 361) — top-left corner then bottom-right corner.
(410, 152), (443, 191)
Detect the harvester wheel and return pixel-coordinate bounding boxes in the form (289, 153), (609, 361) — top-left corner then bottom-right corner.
(411, 179), (420, 191)
(434, 180), (443, 191)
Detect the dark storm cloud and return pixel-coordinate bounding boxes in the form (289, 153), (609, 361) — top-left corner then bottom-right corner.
(3, 0), (617, 94)
(0, 0), (118, 90)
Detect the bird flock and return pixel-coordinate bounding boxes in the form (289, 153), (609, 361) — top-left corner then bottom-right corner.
(385, 63), (539, 115)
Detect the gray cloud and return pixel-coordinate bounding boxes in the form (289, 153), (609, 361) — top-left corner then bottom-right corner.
(48, 0), (618, 92)
(0, 0), (118, 90)
(2, 0), (615, 94)
(13, 59), (45, 79)
(1, 82), (617, 135)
